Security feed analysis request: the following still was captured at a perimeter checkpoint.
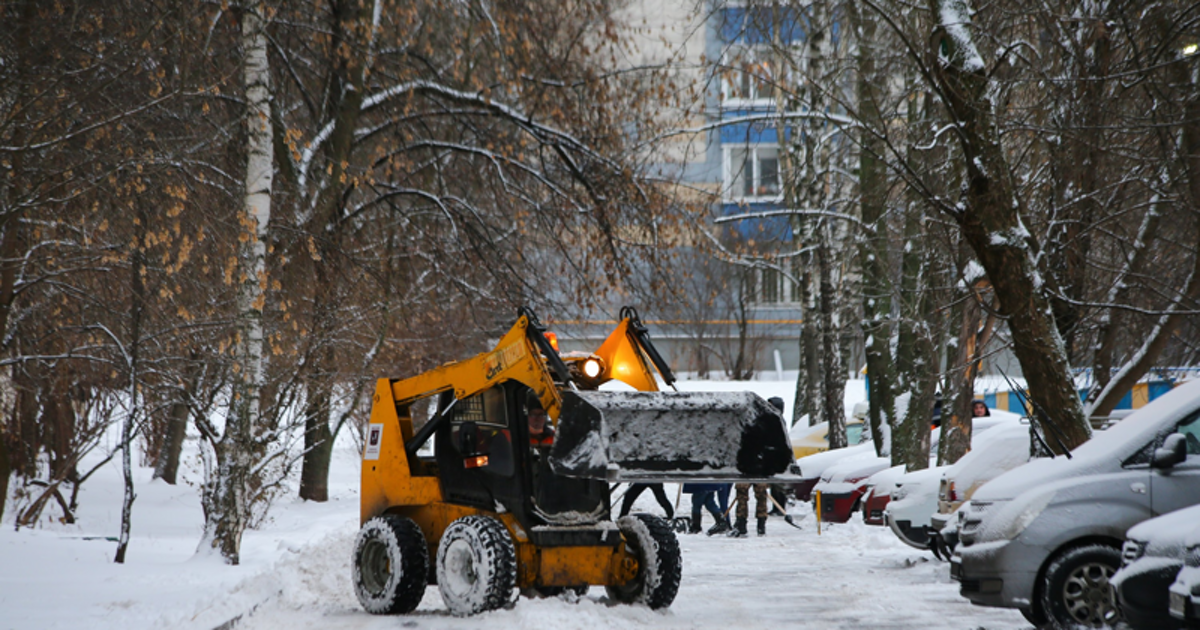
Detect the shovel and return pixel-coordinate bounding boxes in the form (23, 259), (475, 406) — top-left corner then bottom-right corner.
(767, 491), (805, 529)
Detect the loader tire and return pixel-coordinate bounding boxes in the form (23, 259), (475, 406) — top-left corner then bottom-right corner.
(436, 515), (516, 616)
(352, 515), (428, 615)
(606, 514), (682, 610)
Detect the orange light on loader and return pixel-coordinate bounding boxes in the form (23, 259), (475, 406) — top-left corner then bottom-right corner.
(543, 331), (559, 352)
(464, 455), (489, 469)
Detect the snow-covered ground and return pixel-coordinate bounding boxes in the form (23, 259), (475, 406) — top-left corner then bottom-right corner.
(0, 378), (1028, 629)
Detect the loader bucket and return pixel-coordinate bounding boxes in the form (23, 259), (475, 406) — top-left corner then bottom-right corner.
(549, 390), (798, 483)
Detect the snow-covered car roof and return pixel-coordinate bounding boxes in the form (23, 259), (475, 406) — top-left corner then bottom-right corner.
(795, 442), (875, 479)
(942, 421), (1031, 493)
(865, 464), (907, 491)
(820, 456), (889, 483)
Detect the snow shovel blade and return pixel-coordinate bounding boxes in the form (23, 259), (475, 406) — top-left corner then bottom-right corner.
(549, 390), (799, 483)
(767, 492), (805, 529)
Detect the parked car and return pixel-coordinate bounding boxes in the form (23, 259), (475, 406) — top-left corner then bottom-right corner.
(951, 378), (1200, 629)
(790, 412), (868, 459)
(930, 419), (1033, 556)
(873, 414), (1022, 547)
(936, 418), (1031, 516)
(861, 465), (905, 526)
(791, 442), (875, 501)
(1111, 505), (1200, 630)
(812, 456), (892, 523)
(809, 411), (1015, 524)
(1168, 526), (1200, 628)
(884, 465), (945, 549)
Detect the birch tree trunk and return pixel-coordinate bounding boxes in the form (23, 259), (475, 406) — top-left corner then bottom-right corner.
(928, 0), (1090, 452)
(200, 0), (273, 564)
(799, 0), (837, 437)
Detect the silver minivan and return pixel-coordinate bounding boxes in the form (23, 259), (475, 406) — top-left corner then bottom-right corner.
(951, 378), (1200, 628)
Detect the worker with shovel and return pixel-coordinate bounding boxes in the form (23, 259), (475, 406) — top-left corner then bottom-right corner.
(730, 396), (790, 537)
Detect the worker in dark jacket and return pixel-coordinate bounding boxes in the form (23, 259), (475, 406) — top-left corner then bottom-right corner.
(732, 395), (786, 537)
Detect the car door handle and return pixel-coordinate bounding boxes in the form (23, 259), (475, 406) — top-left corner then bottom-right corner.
(1130, 482), (1147, 494)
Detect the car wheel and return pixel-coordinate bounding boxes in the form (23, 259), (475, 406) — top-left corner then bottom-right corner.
(352, 514), (428, 615)
(436, 515), (516, 616)
(605, 514), (682, 610)
(1038, 544), (1122, 629)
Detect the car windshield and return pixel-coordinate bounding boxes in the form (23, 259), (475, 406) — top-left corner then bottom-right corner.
(847, 423), (864, 445)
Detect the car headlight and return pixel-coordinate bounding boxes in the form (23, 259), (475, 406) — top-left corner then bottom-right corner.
(1187, 545), (1200, 568)
(892, 485), (908, 502)
(989, 490), (1055, 542)
(1122, 539), (1147, 567)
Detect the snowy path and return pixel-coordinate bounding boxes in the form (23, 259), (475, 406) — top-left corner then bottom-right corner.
(227, 501), (1027, 630)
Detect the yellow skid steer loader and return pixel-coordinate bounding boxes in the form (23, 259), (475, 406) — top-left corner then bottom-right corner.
(352, 306), (796, 616)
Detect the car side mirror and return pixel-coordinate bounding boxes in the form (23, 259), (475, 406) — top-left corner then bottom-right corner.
(1152, 433), (1187, 469)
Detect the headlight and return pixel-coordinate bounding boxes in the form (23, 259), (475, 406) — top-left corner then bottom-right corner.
(1122, 540), (1147, 567)
(582, 358), (602, 378)
(892, 485), (909, 502)
(1187, 545), (1200, 568)
(990, 491), (1055, 542)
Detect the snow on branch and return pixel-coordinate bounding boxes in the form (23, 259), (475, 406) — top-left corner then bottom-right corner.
(715, 207), (870, 231)
(298, 79), (615, 190)
(937, 0), (985, 73)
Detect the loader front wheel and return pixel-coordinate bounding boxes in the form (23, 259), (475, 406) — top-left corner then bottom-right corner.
(436, 515), (516, 616)
(606, 514), (682, 610)
(352, 515), (428, 614)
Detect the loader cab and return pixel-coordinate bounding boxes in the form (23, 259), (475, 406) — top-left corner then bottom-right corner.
(435, 385), (522, 513)
(434, 381), (609, 528)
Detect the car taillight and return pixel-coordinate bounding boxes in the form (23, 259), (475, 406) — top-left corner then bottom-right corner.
(947, 481), (958, 502)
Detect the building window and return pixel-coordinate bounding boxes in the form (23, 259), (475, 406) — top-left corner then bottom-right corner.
(754, 266), (800, 305)
(721, 47), (790, 105)
(727, 146), (780, 200)
(761, 267), (782, 303)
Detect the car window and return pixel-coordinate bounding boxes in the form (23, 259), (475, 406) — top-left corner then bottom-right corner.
(1175, 411), (1200, 455)
(1123, 440), (1154, 467)
(847, 423), (864, 445)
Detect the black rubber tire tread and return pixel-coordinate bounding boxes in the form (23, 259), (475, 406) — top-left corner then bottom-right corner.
(1038, 543), (1122, 629)
(436, 515), (517, 616)
(605, 514), (683, 610)
(1020, 603), (1047, 628)
(352, 514), (428, 615)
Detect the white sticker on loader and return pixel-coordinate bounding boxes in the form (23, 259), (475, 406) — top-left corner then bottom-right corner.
(364, 423), (384, 460)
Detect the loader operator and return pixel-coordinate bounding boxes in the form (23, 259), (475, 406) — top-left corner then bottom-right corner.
(527, 398), (554, 447)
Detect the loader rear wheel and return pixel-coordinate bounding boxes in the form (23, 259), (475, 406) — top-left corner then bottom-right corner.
(352, 515), (428, 614)
(606, 514), (682, 610)
(436, 515), (516, 616)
